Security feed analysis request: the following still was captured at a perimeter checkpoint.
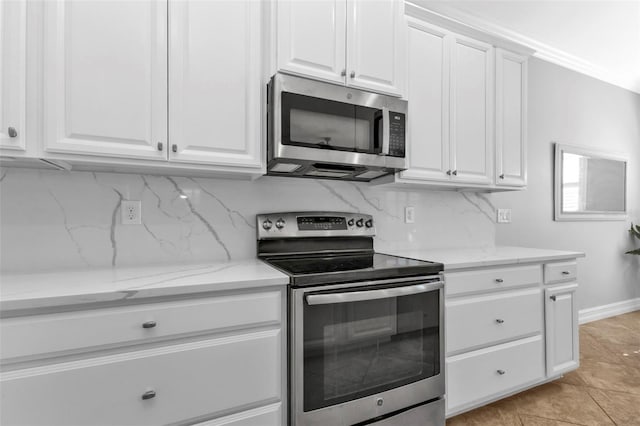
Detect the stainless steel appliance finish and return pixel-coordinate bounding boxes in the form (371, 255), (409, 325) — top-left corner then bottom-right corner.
(257, 212), (445, 426)
(267, 74), (408, 181)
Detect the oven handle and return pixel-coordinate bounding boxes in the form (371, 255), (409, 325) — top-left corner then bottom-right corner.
(305, 281), (444, 305)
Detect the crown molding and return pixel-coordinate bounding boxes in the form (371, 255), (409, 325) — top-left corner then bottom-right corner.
(406, 1), (640, 94)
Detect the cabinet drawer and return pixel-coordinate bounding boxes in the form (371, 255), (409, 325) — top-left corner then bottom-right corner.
(446, 335), (544, 413)
(0, 329), (281, 426)
(544, 261), (577, 284)
(194, 403), (281, 426)
(446, 288), (542, 354)
(445, 265), (542, 296)
(1, 290), (281, 362)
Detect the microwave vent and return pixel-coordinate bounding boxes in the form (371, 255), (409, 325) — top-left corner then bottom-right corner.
(270, 163), (302, 173)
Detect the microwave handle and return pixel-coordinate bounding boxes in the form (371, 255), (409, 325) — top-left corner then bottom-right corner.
(306, 281), (443, 305)
(380, 107), (390, 155)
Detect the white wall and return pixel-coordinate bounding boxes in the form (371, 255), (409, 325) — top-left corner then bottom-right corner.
(0, 169), (495, 273)
(492, 57), (640, 309)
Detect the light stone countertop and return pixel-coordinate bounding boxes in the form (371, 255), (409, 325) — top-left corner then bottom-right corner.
(0, 246), (585, 314)
(0, 259), (289, 313)
(384, 246), (585, 271)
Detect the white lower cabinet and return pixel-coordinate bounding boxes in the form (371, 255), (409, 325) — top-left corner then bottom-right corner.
(445, 260), (579, 417)
(0, 288), (285, 426)
(545, 283), (579, 377)
(446, 335), (544, 410)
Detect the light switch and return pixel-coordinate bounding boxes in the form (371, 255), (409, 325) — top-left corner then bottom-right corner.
(497, 208), (512, 223)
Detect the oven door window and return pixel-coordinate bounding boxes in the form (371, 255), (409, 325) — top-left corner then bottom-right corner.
(282, 92), (382, 154)
(303, 288), (440, 412)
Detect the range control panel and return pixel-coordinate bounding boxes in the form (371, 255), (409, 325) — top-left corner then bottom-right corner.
(257, 212), (375, 239)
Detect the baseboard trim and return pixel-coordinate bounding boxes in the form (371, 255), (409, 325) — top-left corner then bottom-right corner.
(579, 298), (640, 324)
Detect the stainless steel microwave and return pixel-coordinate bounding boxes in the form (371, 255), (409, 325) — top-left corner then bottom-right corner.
(267, 73), (408, 181)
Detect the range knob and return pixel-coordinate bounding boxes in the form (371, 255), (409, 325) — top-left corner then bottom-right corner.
(262, 219), (273, 230)
(356, 218), (364, 228)
(365, 219), (373, 228)
(275, 218), (286, 229)
(348, 218), (355, 227)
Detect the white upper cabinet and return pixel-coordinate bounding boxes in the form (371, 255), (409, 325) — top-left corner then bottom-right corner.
(42, 0), (168, 160)
(397, 22), (493, 187)
(169, 0), (262, 170)
(0, 0), (26, 153)
(275, 0), (405, 96)
(346, 0), (405, 95)
(450, 35), (493, 185)
(495, 48), (527, 187)
(400, 19), (449, 181)
(276, 0), (346, 85)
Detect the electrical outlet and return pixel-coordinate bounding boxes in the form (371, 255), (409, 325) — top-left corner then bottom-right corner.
(121, 200), (141, 225)
(497, 208), (512, 223)
(404, 206), (415, 224)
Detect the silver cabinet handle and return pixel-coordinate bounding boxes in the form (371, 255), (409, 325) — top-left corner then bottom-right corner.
(499, 174), (505, 179)
(562, 271), (571, 275)
(141, 390), (156, 400)
(142, 321), (157, 329)
(495, 278), (504, 283)
(550, 295), (557, 301)
(452, 170), (458, 176)
(350, 71), (355, 78)
(8, 127), (18, 138)
(341, 69), (346, 77)
(157, 142), (163, 151)
(446, 170), (452, 176)
(172, 144), (178, 153)
(306, 281), (443, 305)
(496, 319), (504, 324)
(497, 369), (506, 375)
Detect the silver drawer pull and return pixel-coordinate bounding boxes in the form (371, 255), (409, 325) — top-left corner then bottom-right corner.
(142, 321), (157, 329)
(550, 295), (557, 301)
(496, 319), (505, 324)
(141, 390), (156, 400)
(562, 271), (571, 275)
(495, 278), (504, 283)
(497, 369), (506, 375)
(8, 127), (18, 138)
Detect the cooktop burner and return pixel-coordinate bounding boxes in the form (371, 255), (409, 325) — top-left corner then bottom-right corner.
(263, 252), (442, 287)
(257, 211), (443, 287)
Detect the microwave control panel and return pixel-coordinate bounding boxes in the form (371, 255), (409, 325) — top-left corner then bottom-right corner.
(388, 112), (406, 157)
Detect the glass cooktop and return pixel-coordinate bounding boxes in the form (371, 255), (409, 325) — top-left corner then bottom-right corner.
(263, 252), (443, 287)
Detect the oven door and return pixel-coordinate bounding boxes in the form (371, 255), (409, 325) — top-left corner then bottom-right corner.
(291, 276), (444, 426)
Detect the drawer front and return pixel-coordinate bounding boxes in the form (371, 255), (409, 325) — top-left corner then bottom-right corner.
(544, 261), (577, 284)
(446, 335), (544, 413)
(1, 290), (281, 362)
(194, 403), (281, 426)
(446, 265), (542, 296)
(446, 288), (542, 354)
(0, 329), (281, 426)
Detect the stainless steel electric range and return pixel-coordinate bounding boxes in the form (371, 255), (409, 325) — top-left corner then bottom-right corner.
(257, 212), (445, 426)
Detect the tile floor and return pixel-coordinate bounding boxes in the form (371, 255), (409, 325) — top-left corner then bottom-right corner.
(446, 311), (640, 426)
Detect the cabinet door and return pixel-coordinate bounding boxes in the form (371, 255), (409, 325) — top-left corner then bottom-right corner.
(169, 0), (262, 170)
(0, 0), (26, 153)
(400, 20), (450, 182)
(545, 283), (579, 377)
(276, 0), (346, 85)
(346, 0), (405, 96)
(43, 0), (167, 160)
(496, 49), (527, 187)
(450, 36), (493, 184)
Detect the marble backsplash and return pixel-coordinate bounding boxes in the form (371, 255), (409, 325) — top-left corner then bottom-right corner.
(0, 168), (496, 273)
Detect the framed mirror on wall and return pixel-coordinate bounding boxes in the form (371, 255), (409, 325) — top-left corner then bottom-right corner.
(554, 143), (628, 221)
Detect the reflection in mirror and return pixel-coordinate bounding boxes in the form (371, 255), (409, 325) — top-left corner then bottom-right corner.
(555, 144), (627, 221)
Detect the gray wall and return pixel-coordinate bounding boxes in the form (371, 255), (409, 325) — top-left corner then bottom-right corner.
(492, 57), (640, 309)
